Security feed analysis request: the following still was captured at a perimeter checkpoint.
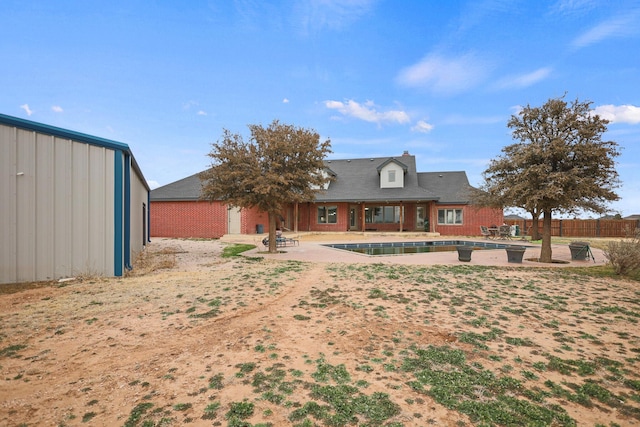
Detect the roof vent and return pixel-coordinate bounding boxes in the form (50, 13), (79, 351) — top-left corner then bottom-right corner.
(438, 174), (443, 178)
(347, 159), (351, 162)
(327, 160), (331, 163)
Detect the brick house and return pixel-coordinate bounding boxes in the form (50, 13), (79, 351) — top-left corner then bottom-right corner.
(150, 152), (503, 238)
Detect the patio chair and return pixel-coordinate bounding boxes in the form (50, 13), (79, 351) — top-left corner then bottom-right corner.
(262, 236), (299, 248)
(498, 225), (512, 240)
(480, 226), (492, 239)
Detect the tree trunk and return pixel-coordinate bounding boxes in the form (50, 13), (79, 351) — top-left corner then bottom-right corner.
(268, 211), (278, 253)
(530, 213), (541, 241)
(539, 210), (553, 263)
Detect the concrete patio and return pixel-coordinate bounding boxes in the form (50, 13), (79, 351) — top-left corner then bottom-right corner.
(221, 232), (606, 267)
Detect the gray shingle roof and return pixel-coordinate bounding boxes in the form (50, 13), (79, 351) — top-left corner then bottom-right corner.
(150, 171), (202, 200)
(417, 172), (473, 204)
(315, 156), (439, 202)
(150, 155), (474, 204)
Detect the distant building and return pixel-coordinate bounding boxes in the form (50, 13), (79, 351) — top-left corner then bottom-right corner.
(0, 114), (149, 284)
(504, 214), (526, 221)
(150, 152), (503, 238)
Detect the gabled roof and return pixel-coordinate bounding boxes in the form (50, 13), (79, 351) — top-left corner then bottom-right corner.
(375, 158), (408, 174)
(316, 156), (438, 202)
(151, 154), (474, 204)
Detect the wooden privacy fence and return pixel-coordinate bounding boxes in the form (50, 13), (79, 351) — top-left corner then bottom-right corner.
(504, 219), (640, 238)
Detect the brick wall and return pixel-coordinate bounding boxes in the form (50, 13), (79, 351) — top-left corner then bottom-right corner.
(297, 202), (350, 232)
(150, 201), (228, 238)
(242, 208), (271, 235)
(151, 200), (503, 238)
(433, 205), (503, 236)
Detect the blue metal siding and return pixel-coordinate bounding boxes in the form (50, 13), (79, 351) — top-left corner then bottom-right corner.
(114, 150), (124, 277)
(124, 153), (131, 270)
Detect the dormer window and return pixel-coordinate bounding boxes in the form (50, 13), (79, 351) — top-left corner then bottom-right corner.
(377, 158), (406, 188)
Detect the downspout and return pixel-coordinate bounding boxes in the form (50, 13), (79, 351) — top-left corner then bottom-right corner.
(124, 152), (132, 270)
(113, 150), (124, 277)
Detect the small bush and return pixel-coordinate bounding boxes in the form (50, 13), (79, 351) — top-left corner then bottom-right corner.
(604, 228), (640, 275)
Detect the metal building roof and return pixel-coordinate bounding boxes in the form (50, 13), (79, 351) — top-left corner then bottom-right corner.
(0, 113), (149, 191)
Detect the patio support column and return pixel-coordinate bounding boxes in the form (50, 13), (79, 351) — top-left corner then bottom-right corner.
(361, 203), (366, 233)
(400, 202), (404, 232)
(294, 202), (298, 233)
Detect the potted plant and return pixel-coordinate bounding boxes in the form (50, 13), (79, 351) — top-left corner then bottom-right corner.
(456, 245), (473, 262)
(505, 246), (527, 263)
(568, 241), (589, 260)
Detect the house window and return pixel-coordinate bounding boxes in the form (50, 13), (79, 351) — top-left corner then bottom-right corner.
(365, 206), (402, 223)
(317, 206), (337, 224)
(388, 170), (396, 183)
(438, 208), (463, 225)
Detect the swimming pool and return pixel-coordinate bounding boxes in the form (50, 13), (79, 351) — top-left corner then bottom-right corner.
(324, 240), (528, 256)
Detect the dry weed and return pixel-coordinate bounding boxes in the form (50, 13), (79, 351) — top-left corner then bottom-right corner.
(126, 245), (180, 276)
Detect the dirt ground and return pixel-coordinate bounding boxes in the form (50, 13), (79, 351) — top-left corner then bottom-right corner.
(0, 238), (638, 426)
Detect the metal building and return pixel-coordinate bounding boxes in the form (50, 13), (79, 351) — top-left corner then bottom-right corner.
(0, 113), (150, 284)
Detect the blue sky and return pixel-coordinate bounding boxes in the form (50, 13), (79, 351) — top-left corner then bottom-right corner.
(2, 0), (639, 217)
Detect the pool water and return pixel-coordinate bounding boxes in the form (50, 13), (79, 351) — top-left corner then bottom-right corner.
(324, 240), (528, 256)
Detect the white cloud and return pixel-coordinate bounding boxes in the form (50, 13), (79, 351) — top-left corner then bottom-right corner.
(20, 104), (33, 116)
(411, 120), (434, 133)
(282, 98), (290, 103)
(197, 110), (207, 116)
(324, 99), (410, 125)
(183, 100), (199, 110)
(493, 67), (553, 89)
(550, 0), (598, 15)
(147, 180), (160, 190)
(571, 11), (640, 48)
(592, 104), (640, 124)
(294, 0), (376, 34)
(51, 105), (64, 113)
(396, 53), (492, 95)
(510, 105), (523, 115)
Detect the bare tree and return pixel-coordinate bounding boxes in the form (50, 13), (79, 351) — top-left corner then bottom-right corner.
(476, 96), (620, 262)
(200, 120), (332, 253)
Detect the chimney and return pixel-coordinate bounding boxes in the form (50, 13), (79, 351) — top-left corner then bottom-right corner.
(402, 151), (410, 156)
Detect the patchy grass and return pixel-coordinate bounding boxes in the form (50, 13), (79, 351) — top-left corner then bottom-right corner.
(222, 243), (256, 258)
(3, 245), (640, 426)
